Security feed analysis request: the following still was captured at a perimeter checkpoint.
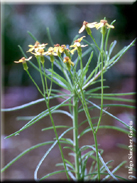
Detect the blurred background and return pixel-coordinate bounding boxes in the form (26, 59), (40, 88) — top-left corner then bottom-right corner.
(1, 2), (136, 180)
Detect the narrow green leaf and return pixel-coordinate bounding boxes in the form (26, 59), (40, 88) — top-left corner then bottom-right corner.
(46, 27), (54, 46)
(85, 86), (109, 95)
(65, 159), (75, 170)
(88, 161), (96, 176)
(34, 127), (73, 180)
(45, 69), (69, 90)
(47, 68), (72, 90)
(5, 97), (72, 139)
(102, 161), (127, 181)
(81, 151), (95, 160)
(93, 92), (136, 96)
(83, 51), (93, 76)
(57, 138), (74, 146)
(1, 141), (54, 173)
(108, 40), (117, 57)
(1, 92), (73, 112)
(107, 38), (136, 71)
(84, 62), (102, 85)
(40, 170), (70, 180)
(86, 99), (136, 132)
(27, 31), (38, 42)
(88, 95), (135, 103)
(1, 98), (45, 112)
(63, 146), (74, 152)
(81, 145), (118, 180)
(18, 45), (27, 58)
(105, 19), (116, 52)
(42, 125), (71, 131)
(83, 39), (98, 58)
(66, 166), (76, 180)
(93, 160), (113, 180)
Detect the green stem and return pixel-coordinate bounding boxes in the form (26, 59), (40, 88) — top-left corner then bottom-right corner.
(95, 32), (104, 134)
(78, 88), (100, 180)
(37, 57), (46, 97)
(26, 70), (43, 97)
(46, 100), (70, 180)
(48, 62), (54, 99)
(75, 56), (101, 180)
(89, 34), (100, 51)
(73, 93), (79, 180)
(93, 133), (100, 180)
(79, 53), (84, 86)
(36, 57), (70, 180)
(42, 62), (49, 98)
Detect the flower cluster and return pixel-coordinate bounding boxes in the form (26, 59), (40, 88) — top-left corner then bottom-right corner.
(79, 19), (114, 35)
(14, 37), (86, 70)
(14, 19), (114, 70)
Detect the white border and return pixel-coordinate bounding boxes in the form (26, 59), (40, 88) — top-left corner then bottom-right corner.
(0, 0), (136, 4)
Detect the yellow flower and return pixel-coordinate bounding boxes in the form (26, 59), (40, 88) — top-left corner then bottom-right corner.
(95, 19), (114, 30)
(70, 36), (88, 54)
(14, 56), (32, 70)
(79, 21), (97, 34)
(14, 56), (32, 63)
(30, 48), (48, 63)
(45, 47), (58, 62)
(31, 48), (47, 57)
(27, 41), (48, 53)
(45, 47), (58, 56)
(54, 44), (66, 56)
(63, 56), (74, 70)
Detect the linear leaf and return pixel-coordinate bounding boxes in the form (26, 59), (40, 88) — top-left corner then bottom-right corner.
(34, 127), (73, 180)
(40, 170), (70, 180)
(86, 99), (136, 132)
(1, 93), (71, 112)
(27, 31), (38, 42)
(88, 95), (135, 103)
(5, 97), (72, 139)
(1, 141), (54, 173)
(102, 161), (127, 181)
(42, 125), (71, 131)
(81, 145), (118, 180)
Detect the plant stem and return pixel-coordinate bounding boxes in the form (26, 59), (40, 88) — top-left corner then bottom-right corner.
(37, 57), (46, 97)
(46, 100), (70, 180)
(93, 133), (100, 180)
(95, 32), (104, 134)
(73, 92), (79, 180)
(89, 34), (100, 51)
(26, 70), (44, 97)
(36, 57), (70, 180)
(77, 87), (101, 180)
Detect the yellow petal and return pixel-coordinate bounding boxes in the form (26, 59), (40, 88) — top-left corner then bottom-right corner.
(28, 45), (33, 47)
(81, 44), (88, 47)
(78, 25), (86, 34)
(14, 61), (20, 63)
(87, 22), (97, 28)
(27, 47), (34, 52)
(70, 61), (74, 66)
(77, 36), (86, 42)
(106, 23), (114, 29)
(70, 45), (76, 48)
(70, 48), (77, 54)
(25, 56), (32, 61)
(95, 22), (103, 29)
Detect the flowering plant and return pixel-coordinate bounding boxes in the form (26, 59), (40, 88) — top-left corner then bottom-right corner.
(1, 18), (136, 181)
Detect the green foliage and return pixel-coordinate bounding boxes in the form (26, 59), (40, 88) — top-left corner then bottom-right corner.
(1, 18), (136, 181)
